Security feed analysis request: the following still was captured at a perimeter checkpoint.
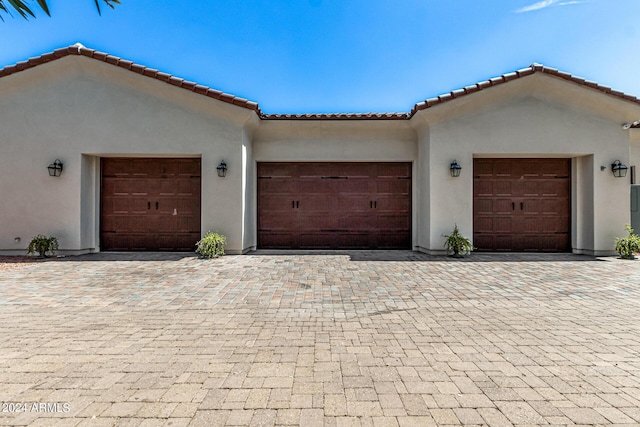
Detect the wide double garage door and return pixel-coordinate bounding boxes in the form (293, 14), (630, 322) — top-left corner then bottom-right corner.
(474, 158), (571, 252)
(258, 162), (411, 249)
(101, 158), (201, 251)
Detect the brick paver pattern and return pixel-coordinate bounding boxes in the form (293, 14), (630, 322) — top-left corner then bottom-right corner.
(1, 251), (640, 426)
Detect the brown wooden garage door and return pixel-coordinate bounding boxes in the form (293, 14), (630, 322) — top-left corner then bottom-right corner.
(101, 158), (201, 251)
(258, 162), (411, 249)
(473, 158), (570, 252)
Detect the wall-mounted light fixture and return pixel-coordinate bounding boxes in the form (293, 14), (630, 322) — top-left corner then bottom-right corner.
(611, 160), (628, 178)
(216, 160), (228, 177)
(47, 159), (64, 177)
(450, 160), (462, 177)
(622, 120), (640, 130)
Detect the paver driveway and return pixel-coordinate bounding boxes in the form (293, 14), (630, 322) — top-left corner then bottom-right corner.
(1, 251), (640, 426)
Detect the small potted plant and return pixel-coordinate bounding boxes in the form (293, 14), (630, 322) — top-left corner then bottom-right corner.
(27, 234), (59, 258)
(615, 224), (640, 260)
(195, 231), (227, 258)
(443, 224), (474, 257)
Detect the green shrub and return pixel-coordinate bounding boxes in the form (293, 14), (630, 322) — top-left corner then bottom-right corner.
(195, 231), (227, 258)
(443, 224), (474, 257)
(615, 224), (640, 260)
(27, 234), (59, 258)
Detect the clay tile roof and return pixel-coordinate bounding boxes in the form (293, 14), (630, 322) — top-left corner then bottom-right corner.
(2, 46), (640, 121)
(264, 112), (408, 120)
(0, 43), (262, 115)
(409, 63), (640, 117)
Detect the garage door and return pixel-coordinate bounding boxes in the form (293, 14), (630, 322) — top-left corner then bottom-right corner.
(473, 158), (570, 252)
(101, 158), (201, 251)
(258, 162), (411, 249)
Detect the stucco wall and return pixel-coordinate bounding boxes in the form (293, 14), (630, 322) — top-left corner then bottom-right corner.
(0, 56), (252, 254)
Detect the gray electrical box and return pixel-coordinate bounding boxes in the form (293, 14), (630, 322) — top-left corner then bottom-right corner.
(632, 185), (640, 233)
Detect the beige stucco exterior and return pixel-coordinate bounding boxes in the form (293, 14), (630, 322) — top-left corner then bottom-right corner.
(2, 51), (640, 256)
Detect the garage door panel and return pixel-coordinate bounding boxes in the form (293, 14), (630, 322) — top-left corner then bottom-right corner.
(101, 159), (147, 177)
(158, 179), (178, 196)
(474, 199), (494, 215)
(260, 214), (297, 230)
(474, 181), (493, 197)
(474, 159), (496, 177)
(374, 213), (411, 230)
(495, 217), (515, 233)
(522, 216), (542, 233)
(375, 196), (410, 212)
(259, 195), (294, 211)
(157, 216), (178, 233)
(372, 232), (411, 249)
(375, 179), (410, 194)
(474, 217), (515, 234)
(522, 181), (541, 196)
(337, 195), (369, 212)
(376, 163), (411, 178)
(494, 234), (517, 251)
(338, 178), (370, 194)
(111, 197), (149, 215)
(260, 232), (297, 248)
(521, 199), (540, 215)
(258, 178), (294, 194)
(300, 195), (337, 211)
(105, 179), (152, 196)
(337, 233), (369, 249)
(176, 216), (198, 233)
(258, 162), (411, 249)
(298, 233), (334, 249)
(339, 213), (371, 229)
(299, 163), (337, 178)
(473, 158), (570, 252)
(338, 163), (372, 177)
(495, 199), (515, 214)
(177, 233), (200, 251)
(299, 213), (339, 230)
(540, 159), (570, 176)
(297, 178), (335, 194)
(537, 217), (568, 233)
(177, 198), (199, 215)
(494, 180), (515, 196)
(539, 198), (566, 215)
(258, 163), (295, 178)
(101, 158), (201, 251)
(474, 217), (494, 234)
(160, 159), (201, 177)
(492, 160), (515, 177)
(472, 234), (492, 250)
(105, 233), (151, 251)
(157, 234), (176, 250)
(539, 180), (566, 196)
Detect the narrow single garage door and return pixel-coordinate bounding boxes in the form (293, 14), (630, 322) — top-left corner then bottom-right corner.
(473, 158), (570, 252)
(101, 158), (201, 251)
(258, 162), (411, 249)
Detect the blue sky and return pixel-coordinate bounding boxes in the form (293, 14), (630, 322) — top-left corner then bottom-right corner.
(1, 0), (639, 114)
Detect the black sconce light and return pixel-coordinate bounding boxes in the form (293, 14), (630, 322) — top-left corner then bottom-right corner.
(217, 160), (228, 177)
(611, 160), (628, 178)
(47, 159), (64, 177)
(450, 160), (462, 177)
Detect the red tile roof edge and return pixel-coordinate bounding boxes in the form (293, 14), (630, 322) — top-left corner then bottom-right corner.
(2, 46), (639, 121)
(264, 113), (409, 120)
(0, 44), (262, 115)
(408, 63), (640, 117)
